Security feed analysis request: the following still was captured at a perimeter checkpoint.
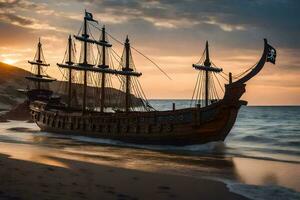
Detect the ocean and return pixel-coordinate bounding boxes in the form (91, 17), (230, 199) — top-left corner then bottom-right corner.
(149, 100), (300, 160)
(0, 100), (299, 200)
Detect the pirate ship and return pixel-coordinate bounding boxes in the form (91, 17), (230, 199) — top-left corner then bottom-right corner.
(29, 11), (277, 145)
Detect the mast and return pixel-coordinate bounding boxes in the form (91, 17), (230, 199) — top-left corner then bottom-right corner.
(125, 36), (131, 112)
(192, 41), (222, 107)
(37, 38), (42, 90)
(57, 11), (142, 112)
(27, 38), (53, 91)
(67, 35), (73, 109)
(82, 12), (88, 113)
(100, 26), (106, 112)
(204, 41), (211, 107)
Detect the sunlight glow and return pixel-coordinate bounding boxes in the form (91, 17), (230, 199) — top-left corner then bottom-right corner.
(3, 58), (17, 65)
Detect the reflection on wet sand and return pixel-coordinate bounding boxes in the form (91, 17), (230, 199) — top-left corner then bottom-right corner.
(0, 122), (300, 196)
(233, 157), (300, 192)
(0, 143), (69, 168)
(29, 135), (234, 172)
(0, 152), (248, 200)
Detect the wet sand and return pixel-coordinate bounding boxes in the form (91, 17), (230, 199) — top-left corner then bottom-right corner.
(0, 153), (248, 200)
(0, 121), (299, 199)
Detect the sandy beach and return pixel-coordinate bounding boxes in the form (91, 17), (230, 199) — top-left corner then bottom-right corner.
(0, 116), (299, 200)
(0, 152), (247, 200)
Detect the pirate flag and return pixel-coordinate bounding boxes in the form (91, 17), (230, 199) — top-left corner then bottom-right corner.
(85, 11), (98, 23)
(266, 44), (276, 64)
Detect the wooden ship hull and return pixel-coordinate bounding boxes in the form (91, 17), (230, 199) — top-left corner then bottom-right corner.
(30, 84), (247, 145)
(26, 11), (276, 146)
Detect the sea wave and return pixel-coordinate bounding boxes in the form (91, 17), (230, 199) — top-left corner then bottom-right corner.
(285, 141), (300, 147)
(227, 183), (300, 200)
(46, 134), (300, 163)
(239, 135), (277, 143)
(69, 135), (226, 153)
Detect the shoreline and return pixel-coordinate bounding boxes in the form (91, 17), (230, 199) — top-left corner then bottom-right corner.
(0, 153), (248, 200)
(0, 119), (299, 199)
(1, 139), (300, 200)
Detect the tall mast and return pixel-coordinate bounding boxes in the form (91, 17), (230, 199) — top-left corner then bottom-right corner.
(37, 38), (42, 90)
(100, 26), (106, 112)
(192, 41), (222, 107)
(125, 36), (131, 112)
(204, 41), (211, 107)
(82, 12), (88, 113)
(67, 35), (73, 109)
(57, 11), (143, 112)
(27, 39), (53, 92)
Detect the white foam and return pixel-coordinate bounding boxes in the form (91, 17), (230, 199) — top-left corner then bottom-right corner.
(71, 135), (124, 146)
(69, 135), (225, 152)
(227, 183), (300, 200)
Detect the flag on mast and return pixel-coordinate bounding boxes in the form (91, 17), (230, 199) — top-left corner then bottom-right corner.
(85, 11), (98, 23)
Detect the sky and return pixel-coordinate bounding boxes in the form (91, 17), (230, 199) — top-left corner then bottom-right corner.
(0, 0), (299, 105)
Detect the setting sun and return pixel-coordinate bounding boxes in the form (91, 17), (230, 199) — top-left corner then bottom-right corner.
(3, 58), (17, 65)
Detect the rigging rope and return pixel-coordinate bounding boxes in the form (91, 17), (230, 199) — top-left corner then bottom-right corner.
(195, 48), (206, 65)
(219, 72), (229, 82)
(213, 73), (225, 93)
(190, 71), (201, 107)
(88, 22), (172, 80)
(232, 62), (258, 79)
(77, 22), (83, 36)
(211, 74), (219, 100)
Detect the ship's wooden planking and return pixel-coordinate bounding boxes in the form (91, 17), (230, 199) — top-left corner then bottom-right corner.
(30, 80), (248, 145)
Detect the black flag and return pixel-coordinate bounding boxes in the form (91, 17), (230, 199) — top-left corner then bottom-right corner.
(266, 44), (276, 64)
(85, 11), (98, 23)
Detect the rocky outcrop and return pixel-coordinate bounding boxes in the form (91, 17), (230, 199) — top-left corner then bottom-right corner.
(1, 100), (31, 121)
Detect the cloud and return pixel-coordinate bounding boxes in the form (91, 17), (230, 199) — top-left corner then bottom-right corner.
(74, 0), (269, 30)
(204, 16), (246, 32)
(0, 12), (34, 26)
(70, 0), (299, 49)
(0, 0), (45, 10)
(0, 11), (68, 32)
(2, 0), (299, 48)
(0, 0), (71, 33)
